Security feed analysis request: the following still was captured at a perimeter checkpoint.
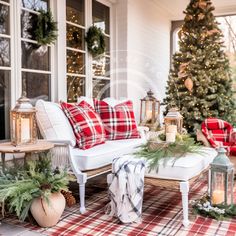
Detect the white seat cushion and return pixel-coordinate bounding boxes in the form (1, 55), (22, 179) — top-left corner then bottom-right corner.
(35, 100), (76, 147)
(145, 147), (217, 181)
(70, 138), (146, 171)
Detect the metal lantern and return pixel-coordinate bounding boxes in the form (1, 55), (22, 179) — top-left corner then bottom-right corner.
(210, 147), (234, 206)
(10, 93), (37, 146)
(139, 90), (160, 131)
(164, 107), (183, 134)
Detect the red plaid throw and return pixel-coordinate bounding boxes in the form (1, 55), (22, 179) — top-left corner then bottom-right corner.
(201, 118), (236, 155)
(61, 101), (106, 149)
(94, 99), (140, 140)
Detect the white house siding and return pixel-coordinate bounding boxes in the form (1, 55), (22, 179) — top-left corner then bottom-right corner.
(114, 0), (171, 122)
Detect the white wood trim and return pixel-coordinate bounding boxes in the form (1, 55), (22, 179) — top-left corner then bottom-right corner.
(66, 21), (85, 29)
(56, 0), (67, 101)
(0, 66), (11, 70)
(21, 7), (40, 15)
(93, 76), (111, 80)
(85, 0), (93, 98)
(21, 68), (52, 74)
(66, 47), (86, 54)
(0, 1), (10, 6)
(67, 73), (86, 77)
(0, 34), (11, 38)
(21, 38), (39, 44)
(49, 0), (56, 101)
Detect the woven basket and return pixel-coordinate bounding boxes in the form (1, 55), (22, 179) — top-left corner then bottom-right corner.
(148, 141), (169, 151)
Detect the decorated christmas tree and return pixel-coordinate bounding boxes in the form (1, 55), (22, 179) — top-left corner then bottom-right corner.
(164, 0), (235, 132)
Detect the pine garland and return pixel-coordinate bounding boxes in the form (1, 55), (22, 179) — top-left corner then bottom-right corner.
(0, 153), (71, 221)
(135, 135), (202, 172)
(191, 195), (236, 220)
(29, 9), (58, 46)
(85, 26), (105, 57)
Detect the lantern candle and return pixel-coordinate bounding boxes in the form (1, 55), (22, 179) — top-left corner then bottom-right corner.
(166, 132), (176, 143)
(146, 110), (153, 121)
(166, 125), (177, 134)
(21, 118), (30, 142)
(212, 190), (224, 205)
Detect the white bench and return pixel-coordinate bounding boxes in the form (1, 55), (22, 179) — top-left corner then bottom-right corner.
(108, 147), (217, 227)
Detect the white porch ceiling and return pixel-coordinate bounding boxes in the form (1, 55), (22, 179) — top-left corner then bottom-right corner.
(154, 0), (236, 20)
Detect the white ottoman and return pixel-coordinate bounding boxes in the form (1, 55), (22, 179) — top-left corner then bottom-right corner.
(108, 147), (217, 227)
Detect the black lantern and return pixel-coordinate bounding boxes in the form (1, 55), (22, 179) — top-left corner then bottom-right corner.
(210, 147), (234, 206)
(139, 90), (160, 131)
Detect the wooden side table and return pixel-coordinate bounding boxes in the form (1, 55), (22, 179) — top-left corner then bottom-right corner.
(0, 140), (54, 171)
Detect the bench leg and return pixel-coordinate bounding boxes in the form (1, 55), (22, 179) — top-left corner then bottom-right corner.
(180, 181), (190, 228)
(77, 173), (87, 214)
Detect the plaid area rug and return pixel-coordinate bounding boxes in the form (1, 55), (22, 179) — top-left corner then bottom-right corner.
(3, 176), (236, 236)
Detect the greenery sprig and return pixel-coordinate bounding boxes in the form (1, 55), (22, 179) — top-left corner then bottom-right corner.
(135, 135), (202, 172)
(192, 195), (236, 220)
(85, 26), (105, 57)
(29, 9), (58, 46)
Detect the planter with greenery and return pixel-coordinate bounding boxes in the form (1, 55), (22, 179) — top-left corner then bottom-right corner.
(0, 153), (71, 227)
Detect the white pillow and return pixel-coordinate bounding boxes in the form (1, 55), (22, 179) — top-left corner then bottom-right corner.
(35, 100), (76, 147)
(77, 96), (94, 109)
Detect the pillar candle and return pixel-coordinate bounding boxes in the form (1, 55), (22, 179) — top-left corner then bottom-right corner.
(212, 190), (224, 205)
(166, 125), (177, 134)
(21, 118), (30, 142)
(166, 132), (176, 143)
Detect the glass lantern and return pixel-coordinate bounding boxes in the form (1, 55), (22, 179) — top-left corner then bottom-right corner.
(164, 107), (183, 134)
(210, 147), (234, 206)
(139, 90), (160, 131)
(10, 93), (37, 146)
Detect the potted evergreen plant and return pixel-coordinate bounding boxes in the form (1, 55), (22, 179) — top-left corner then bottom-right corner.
(0, 154), (71, 227)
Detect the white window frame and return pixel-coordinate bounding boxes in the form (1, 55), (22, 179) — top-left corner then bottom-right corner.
(55, 0), (114, 101)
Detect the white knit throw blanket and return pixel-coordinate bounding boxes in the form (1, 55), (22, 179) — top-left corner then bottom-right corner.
(106, 155), (146, 223)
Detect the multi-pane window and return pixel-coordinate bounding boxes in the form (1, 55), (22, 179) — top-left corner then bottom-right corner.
(66, 0), (86, 102)
(0, 0), (11, 140)
(21, 0), (51, 101)
(66, 0), (111, 102)
(92, 0), (110, 99)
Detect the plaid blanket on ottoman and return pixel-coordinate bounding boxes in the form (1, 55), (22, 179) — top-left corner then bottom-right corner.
(201, 118), (236, 155)
(106, 156), (146, 223)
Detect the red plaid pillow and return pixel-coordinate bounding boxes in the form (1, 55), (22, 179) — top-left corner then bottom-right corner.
(61, 101), (106, 149)
(94, 99), (140, 140)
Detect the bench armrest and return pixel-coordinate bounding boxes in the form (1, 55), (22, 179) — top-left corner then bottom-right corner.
(137, 126), (149, 140)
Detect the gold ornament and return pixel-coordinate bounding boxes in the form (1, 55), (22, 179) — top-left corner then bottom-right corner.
(184, 78), (193, 92)
(198, 13), (205, 21)
(198, 0), (207, 9)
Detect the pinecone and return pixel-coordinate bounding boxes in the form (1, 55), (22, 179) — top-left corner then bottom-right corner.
(61, 190), (76, 207)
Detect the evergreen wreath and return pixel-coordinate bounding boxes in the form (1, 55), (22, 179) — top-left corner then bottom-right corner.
(29, 9), (58, 46)
(85, 26), (105, 57)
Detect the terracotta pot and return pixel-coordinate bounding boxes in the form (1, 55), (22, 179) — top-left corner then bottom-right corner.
(30, 192), (65, 227)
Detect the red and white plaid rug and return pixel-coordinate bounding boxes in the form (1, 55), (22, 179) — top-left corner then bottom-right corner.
(3, 176), (236, 236)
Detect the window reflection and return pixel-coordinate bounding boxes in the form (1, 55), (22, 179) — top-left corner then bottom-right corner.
(67, 76), (85, 102)
(66, 0), (84, 26)
(67, 25), (85, 50)
(21, 0), (48, 11)
(92, 0), (110, 34)
(22, 42), (50, 71)
(0, 38), (10, 67)
(67, 50), (85, 74)
(0, 4), (10, 35)
(93, 79), (110, 99)
(0, 70), (10, 139)
(22, 72), (50, 100)
(92, 56), (110, 77)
